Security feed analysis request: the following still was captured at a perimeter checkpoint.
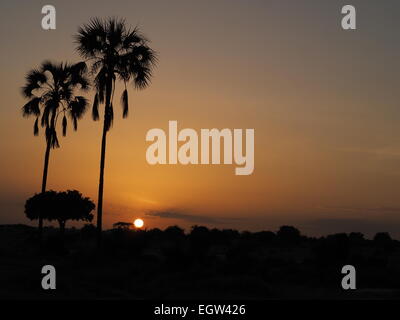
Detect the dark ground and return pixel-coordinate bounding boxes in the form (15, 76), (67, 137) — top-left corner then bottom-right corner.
(1, 224), (400, 299)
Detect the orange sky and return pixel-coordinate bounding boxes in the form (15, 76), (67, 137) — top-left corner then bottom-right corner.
(1, 0), (400, 237)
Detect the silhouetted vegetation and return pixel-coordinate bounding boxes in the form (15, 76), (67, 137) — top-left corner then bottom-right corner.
(12, 15), (399, 301)
(21, 61), (89, 238)
(113, 222), (133, 229)
(74, 17), (157, 246)
(25, 190), (95, 233)
(1, 224), (400, 299)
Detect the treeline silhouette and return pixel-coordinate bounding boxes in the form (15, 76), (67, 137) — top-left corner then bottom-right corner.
(1, 224), (400, 299)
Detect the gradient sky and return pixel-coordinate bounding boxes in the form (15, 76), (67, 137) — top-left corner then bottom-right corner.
(1, 0), (400, 237)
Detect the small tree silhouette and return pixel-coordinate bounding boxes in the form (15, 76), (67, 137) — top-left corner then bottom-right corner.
(165, 225), (185, 238)
(277, 225), (301, 244)
(374, 232), (392, 243)
(113, 222), (133, 230)
(25, 190), (95, 234)
(373, 232), (394, 252)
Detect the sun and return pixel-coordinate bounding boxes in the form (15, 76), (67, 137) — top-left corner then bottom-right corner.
(134, 218), (144, 229)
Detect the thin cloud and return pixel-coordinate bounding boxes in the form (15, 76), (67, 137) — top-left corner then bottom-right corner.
(145, 210), (242, 225)
(339, 146), (400, 158)
(320, 205), (400, 213)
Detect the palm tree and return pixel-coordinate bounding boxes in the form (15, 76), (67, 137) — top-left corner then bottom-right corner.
(21, 61), (89, 238)
(75, 17), (157, 246)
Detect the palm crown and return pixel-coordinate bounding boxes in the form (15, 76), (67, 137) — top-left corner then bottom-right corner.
(21, 61), (89, 148)
(75, 17), (157, 130)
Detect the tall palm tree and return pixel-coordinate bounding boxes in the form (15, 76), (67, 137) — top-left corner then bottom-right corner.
(75, 17), (157, 246)
(21, 61), (89, 238)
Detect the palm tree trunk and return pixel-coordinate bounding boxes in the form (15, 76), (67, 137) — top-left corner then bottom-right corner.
(39, 111), (56, 243)
(39, 137), (51, 243)
(96, 123), (107, 247)
(96, 76), (113, 248)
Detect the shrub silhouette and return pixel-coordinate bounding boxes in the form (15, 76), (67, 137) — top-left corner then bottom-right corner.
(165, 225), (185, 238)
(277, 225), (301, 244)
(374, 232), (394, 253)
(189, 226), (212, 260)
(81, 223), (96, 239)
(254, 231), (276, 245)
(25, 190), (95, 234)
(315, 233), (350, 268)
(349, 232), (365, 243)
(2, 222), (400, 298)
(374, 232), (392, 244)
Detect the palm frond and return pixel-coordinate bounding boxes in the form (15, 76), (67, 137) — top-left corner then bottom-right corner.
(22, 97), (41, 117)
(91, 60), (103, 76)
(119, 45), (157, 89)
(123, 27), (143, 48)
(41, 61), (59, 82)
(73, 116), (78, 131)
(62, 115), (67, 136)
(46, 127), (60, 149)
(61, 86), (73, 101)
(33, 117), (39, 136)
(74, 17), (107, 59)
(70, 61), (87, 74)
(132, 45), (157, 65)
(92, 93), (99, 121)
(44, 98), (59, 114)
(133, 66), (153, 89)
(70, 73), (90, 91)
(26, 69), (47, 84)
(70, 62), (90, 91)
(107, 17), (126, 48)
(69, 96), (88, 124)
(121, 88), (129, 118)
(41, 105), (50, 128)
(22, 69), (47, 98)
(94, 67), (107, 103)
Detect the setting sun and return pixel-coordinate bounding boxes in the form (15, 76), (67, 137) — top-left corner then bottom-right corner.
(134, 218), (144, 229)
